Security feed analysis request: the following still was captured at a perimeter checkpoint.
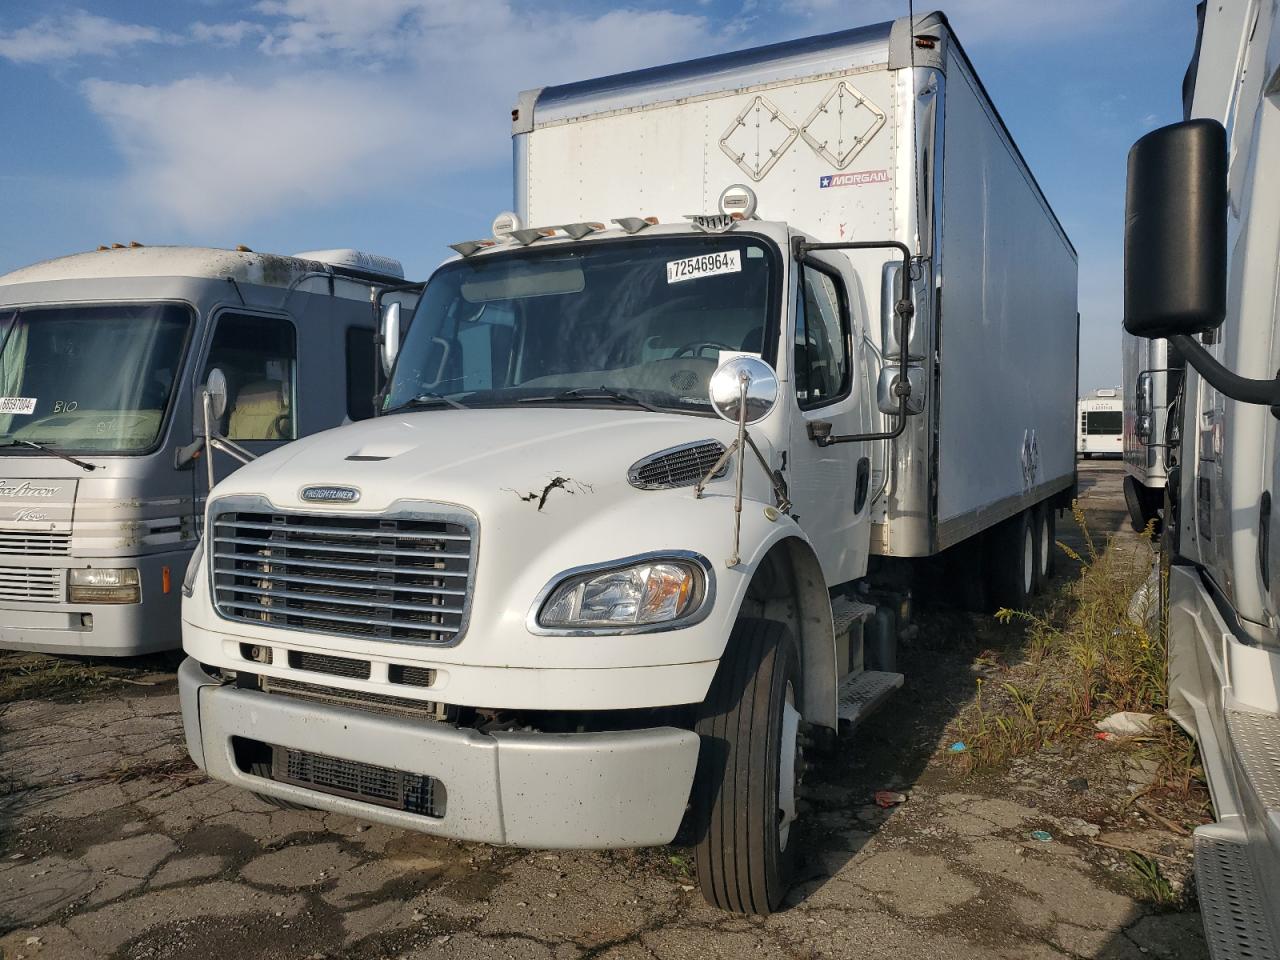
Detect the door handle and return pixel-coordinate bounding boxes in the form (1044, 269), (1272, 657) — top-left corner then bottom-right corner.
(854, 457), (871, 513)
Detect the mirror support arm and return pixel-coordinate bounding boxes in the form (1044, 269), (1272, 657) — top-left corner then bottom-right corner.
(1169, 334), (1280, 416)
(792, 238), (917, 444)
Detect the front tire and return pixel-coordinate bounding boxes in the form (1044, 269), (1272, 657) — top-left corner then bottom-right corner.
(693, 618), (801, 915)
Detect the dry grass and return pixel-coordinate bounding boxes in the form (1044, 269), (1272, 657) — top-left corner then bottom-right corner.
(954, 504), (1202, 796)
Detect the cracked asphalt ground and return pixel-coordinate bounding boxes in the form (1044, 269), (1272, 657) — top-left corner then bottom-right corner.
(0, 461), (1208, 960)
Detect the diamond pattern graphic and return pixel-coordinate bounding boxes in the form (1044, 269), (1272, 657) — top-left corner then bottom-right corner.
(800, 81), (886, 170)
(719, 95), (800, 182)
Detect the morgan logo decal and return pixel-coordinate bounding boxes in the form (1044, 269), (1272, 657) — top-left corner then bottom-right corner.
(819, 169), (890, 189)
(0, 480), (60, 498)
(301, 485), (360, 504)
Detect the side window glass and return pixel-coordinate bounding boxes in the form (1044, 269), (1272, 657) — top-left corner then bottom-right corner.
(203, 313), (297, 441)
(345, 327), (376, 421)
(794, 267), (850, 409)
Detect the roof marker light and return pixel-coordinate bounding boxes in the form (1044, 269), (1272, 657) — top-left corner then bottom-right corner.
(612, 216), (658, 235)
(450, 239), (498, 257)
(560, 222), (605, 240)
(509, 227), (558, 246)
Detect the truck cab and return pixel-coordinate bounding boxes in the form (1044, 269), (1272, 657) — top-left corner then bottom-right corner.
(0, 245), (411, 656)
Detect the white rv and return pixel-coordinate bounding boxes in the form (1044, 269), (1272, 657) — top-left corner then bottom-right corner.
(1076, 388), (1123, 459)
(178, 12), (1077, 914)
(1122, 0), (1280, 953)
(0, 246), (413, 656)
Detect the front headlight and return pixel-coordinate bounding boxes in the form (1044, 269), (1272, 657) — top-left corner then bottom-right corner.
(68, 567), (140, 604)
(181, 536), (205, 598)
(535, 555), (710, 631)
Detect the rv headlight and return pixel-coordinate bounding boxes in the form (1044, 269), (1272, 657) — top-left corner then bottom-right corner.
(535, 554), (711, 632)
(181, 536), (205, 598)
(68, 567), (140, 604)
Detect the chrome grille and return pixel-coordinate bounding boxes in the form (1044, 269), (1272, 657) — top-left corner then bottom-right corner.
(268, 742), (445, 817)
(0, 529), (71, 557)
(628, 440), (727, 490)
(0, 566), (60, 603)
(211, 504), (474, 645)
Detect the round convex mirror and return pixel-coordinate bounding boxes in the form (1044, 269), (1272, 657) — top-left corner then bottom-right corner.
(708, 355), (779, 425)
(204, 367), (229, 422)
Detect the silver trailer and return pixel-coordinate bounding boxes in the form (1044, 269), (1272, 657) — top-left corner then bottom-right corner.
(1121, 334), (1179, 531)
(0, 246), (410, 656)
(1122, 0), (1280, 953)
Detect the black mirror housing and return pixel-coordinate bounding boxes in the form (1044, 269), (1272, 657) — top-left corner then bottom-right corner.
(1123, 119), (1227, 339)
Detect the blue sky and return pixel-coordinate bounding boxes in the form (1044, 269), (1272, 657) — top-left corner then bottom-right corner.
(0, 1), (1193, 389)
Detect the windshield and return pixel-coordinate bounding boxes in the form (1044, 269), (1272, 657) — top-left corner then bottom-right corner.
(0, 303), (193, 453)
(385, 234), (780, 413)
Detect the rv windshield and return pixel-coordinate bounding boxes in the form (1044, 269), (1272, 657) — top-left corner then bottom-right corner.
(385, 234), (780, 414)
(0, 303), (192, 453)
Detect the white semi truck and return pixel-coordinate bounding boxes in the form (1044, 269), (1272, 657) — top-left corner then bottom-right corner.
(179, 12), (1078, 913)
(1122, 0), (1280, 954)
(0, 245), (412, 656)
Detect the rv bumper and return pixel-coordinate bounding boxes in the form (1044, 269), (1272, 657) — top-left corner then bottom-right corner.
(0, 552), (184, 656)
(179, 658), (700, 848)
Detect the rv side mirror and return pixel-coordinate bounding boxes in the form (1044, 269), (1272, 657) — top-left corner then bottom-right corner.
(203, 367), (229, 424)
(380, 301), (402, 376)
(1123, 119), (1227, 339)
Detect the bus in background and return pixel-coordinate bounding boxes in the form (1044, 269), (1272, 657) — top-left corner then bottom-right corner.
(0, 245), (416, 657)
(1077, 388), (1122, 459)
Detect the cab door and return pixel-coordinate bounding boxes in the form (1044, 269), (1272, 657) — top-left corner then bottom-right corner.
(785, 255), (871, 584)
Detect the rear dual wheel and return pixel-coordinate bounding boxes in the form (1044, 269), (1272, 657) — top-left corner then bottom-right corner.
(692, 617), (802, 915)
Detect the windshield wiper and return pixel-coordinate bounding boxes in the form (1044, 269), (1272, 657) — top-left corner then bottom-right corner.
(386, 392), (468, 413)
(0, 440), (98, 471)
(518, 386), (660, 413)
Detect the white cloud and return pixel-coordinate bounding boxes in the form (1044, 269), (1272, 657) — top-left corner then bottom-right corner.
(0, 10), (174, 64)
(782, 0), (1136, 40)
(80, 2), (721, 229)
(190, 21), (267, 46)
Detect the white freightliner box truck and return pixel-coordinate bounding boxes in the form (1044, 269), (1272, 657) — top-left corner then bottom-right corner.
(1122, 333), (1180, 531)
(179, 12), (1078, 913)
(1122, 1), (1280, 953)
(0, 245), (412, 656)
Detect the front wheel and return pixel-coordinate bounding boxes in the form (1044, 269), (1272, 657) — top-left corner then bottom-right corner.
(692, 618), (802, 915)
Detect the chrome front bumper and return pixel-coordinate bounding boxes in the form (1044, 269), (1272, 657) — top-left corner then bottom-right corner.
(179, 658), (700, 848)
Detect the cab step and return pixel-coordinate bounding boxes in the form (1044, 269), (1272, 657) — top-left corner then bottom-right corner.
(831, 597), (877, 636)
(836, 669), (903, 729)
(1226, 709), (1280, 811)
(1193, 825), (1279, 960)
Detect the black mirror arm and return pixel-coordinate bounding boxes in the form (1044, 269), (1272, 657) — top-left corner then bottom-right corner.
(1169, 334), (1280, 415)
(791, 238), (917, 445)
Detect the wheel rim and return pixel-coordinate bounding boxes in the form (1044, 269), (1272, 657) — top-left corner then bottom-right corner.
(1039, 514), (1050, 576)
(1022, 525), (1034, 596)
(778, 681), (800, 851)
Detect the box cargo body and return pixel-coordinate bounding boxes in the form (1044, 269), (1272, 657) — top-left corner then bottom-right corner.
(514, 15), (1078, 557)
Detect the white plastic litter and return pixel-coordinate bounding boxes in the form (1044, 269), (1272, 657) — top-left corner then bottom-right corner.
(1096, 711), (1157, 737)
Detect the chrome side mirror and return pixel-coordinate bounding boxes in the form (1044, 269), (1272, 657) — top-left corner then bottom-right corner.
(709, 356), (779, 425)
(380, 301), (402, 376)
(881, 260), (921, 360)
(877, 367), (926, 416)
(204, 367), (229, 423)
(1136, 371), (1153, 418)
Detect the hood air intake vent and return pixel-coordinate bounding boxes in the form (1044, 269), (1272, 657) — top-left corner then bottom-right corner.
(628, 440), (728, 491)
